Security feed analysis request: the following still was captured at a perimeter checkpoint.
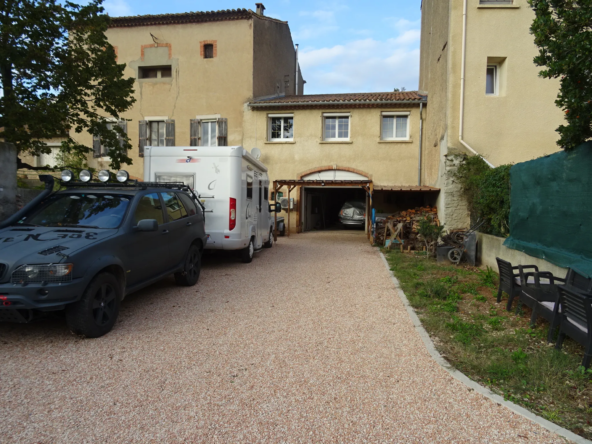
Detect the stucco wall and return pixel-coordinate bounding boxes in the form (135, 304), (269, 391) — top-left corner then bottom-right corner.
(75, 19), (256, 179)
(419, 0), (450, 187)
(243, 105), (423, 187)
(477, 232), (567, 278)
(252, 17), (301, 98)
(462, 0), (563, 167)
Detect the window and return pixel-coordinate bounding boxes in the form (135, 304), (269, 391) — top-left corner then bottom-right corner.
(93, 120), (127, 158)
(177, 193), (198, 216)
(381, 113), (410, 140)
(269, 115), (293, 141)
(480, 0), (512, 3)
(323, 114), (350, 141)
(264, 187), (269, 201)
(149, 121), (166, 146)
(139, 66), (172, 79)
(155, 174), (195, 190)
(134, 193), (164, 225)
(204, 44), (214, 59)
(201, 121), (217, 146)
(486, 65), (498, 95)
(161, 192), (188, 222)
(259, 180), (262, 213)
(247, 175), (253, 199)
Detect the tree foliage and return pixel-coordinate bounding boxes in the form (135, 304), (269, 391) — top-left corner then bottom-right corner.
(0, 0), (135, 169)
(452, 155), (511, 237)
(529, 0), (592, 150)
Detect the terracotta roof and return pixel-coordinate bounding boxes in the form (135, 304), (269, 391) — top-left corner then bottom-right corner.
(374, 185), (440, 192)
(249, 92), (427, 108)
(109, 9), (286, 28)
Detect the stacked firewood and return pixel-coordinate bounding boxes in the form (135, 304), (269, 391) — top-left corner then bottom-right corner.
(374, 206), (439, 248)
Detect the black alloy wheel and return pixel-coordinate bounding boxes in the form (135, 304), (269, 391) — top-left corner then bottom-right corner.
(175, 245), (201, 286)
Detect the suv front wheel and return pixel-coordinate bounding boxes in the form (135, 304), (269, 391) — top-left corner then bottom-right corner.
(66, 272), (121, 338)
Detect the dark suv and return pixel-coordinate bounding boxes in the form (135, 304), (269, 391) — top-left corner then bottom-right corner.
(0, 172), (207, 338)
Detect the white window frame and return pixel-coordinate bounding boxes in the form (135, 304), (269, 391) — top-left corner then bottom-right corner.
(381, 112), (411, 141)
(201, 120), (218, 147)
(268, 113), (294, 141)
(323, 113), (351, 142)
(99, 117), (118, 159)
(146, 116), (168, 147)
(486, 65), (499, 96)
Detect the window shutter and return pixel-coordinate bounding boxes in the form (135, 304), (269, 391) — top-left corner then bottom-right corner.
(166, 119), (175, 146)
(190, 119), (200, 146)
(138, 120), (147, 157)
(117, 120), (127, 152)
(217, 118), (228, 146)
(93, 134), (101, 158)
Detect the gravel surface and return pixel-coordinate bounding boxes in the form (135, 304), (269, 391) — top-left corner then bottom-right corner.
(0, 231), (565, 443)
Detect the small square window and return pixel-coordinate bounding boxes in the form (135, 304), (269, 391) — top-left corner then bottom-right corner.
(204, 44), (214, 59)
(381, 114), (409, 140)
(323, 115), (350, 141)
(486, 65), (498, 95)
(268, 115), (293, 141)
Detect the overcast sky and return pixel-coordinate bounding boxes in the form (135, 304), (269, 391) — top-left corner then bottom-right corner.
(101, 0), (422, 95)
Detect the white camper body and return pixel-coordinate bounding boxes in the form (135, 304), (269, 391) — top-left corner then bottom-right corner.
(144, 146), (274, 257)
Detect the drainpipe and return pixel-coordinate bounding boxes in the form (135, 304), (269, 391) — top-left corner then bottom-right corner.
(295, 44), (299, 95)
(418, 103), (424, 186)
(459, 0), (494, 168)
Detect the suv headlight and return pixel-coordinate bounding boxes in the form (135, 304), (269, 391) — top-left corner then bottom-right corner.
(11, 264), (74, 284)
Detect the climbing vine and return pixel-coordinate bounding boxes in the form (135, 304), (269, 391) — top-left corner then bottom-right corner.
(452, 155), (511, 237)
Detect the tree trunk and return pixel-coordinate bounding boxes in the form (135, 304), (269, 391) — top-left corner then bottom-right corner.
(0, 142), (18, 223)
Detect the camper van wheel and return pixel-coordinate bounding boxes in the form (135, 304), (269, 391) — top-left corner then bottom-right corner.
(175, 245), (201, 286)
(241, 238), (254, 263)
(263, 229), (274, 248)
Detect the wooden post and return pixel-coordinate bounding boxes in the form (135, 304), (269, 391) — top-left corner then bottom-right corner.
(287, 186), (291, 237)
(273, 182), (279, 241)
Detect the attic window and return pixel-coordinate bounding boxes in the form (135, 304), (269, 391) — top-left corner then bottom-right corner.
(204, 44), (214, 59)
(139, 66), (172, 79)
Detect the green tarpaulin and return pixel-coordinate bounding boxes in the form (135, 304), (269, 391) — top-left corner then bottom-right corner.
(503, 142), (592, 278)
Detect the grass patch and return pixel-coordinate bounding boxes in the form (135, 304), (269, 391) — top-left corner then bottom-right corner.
(385, 249), (592, 439)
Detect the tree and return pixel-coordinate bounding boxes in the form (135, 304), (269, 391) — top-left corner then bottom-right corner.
(0, 0), (135, 170)
(529, 0), (592, 150)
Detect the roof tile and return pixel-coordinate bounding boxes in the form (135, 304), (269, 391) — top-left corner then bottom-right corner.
(250, 92), (427, 107)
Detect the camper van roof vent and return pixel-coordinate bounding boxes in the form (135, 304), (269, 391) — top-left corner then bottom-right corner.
(251, 147), (262, 160)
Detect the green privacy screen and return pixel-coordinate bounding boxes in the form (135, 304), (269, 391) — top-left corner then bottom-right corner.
(503, 142), (592, 278)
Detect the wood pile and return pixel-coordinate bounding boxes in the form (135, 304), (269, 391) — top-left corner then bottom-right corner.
(374, 206), (439, 249)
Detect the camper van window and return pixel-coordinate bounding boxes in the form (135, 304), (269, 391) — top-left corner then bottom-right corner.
(134, 193), (164, 225)
(247, 175), (253, 199)
(264, 187), (269, 201)
(259, 180), (262, 212)
(161, 192), (188, 221)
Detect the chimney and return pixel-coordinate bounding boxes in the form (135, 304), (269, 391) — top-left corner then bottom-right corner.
(255, 3), (265, 16)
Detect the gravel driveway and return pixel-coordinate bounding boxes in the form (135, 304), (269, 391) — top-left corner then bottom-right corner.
(0, 231), (564, 443)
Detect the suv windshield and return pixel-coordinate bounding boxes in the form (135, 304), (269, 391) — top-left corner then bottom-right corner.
(19, 193), (131, 229)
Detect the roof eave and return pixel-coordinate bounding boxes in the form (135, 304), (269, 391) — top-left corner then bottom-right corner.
(249, 99), (428, 109)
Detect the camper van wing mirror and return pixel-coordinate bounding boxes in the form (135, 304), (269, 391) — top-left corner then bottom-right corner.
(136, 219), (159, 232)
(269, 203), (281, 213)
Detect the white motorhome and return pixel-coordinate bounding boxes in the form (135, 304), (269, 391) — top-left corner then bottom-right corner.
(144, 146), (279, 263)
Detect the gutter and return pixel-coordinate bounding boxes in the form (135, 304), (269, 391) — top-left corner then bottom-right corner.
(249, 99), (427, 108)
(459, 0), (494, 168)
(418, 102), (423, 186)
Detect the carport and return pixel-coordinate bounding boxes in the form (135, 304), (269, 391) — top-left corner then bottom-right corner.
(273, 179), (373, 240)
(272, 180), (440, 243)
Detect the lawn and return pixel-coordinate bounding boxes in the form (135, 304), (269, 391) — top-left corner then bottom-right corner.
(384, 249), (592, 440)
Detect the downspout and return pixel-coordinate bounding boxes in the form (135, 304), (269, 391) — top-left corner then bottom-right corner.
(459, 0), (494, 168)
(294, 44), (299, 95)
(418, 102), (423, 186)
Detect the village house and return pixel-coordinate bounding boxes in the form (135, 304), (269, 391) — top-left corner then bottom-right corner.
(419, 0), (564, 228)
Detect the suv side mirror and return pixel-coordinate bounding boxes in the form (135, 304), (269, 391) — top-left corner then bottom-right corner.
(136, 219), (158, 232)
(269, 203), (281, 213)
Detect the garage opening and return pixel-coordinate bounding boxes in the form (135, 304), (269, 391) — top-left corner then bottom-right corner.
(302, 187), (367, 231)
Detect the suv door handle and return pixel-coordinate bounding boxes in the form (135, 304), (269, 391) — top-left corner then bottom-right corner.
(186, 222), (192, 226)
(161, 229), (169, 234)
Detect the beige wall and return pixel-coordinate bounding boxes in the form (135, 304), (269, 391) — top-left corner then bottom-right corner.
(462, 0), (563, 166)
(75, 16), (298, 180)
(243, 106), (423, 187)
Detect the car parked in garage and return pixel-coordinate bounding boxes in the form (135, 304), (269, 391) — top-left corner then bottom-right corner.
(0, 170), (207, 338)
(338, 201), (365, 228)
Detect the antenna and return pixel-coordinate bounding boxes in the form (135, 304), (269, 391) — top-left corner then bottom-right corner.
(251, 148), (262, 160)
